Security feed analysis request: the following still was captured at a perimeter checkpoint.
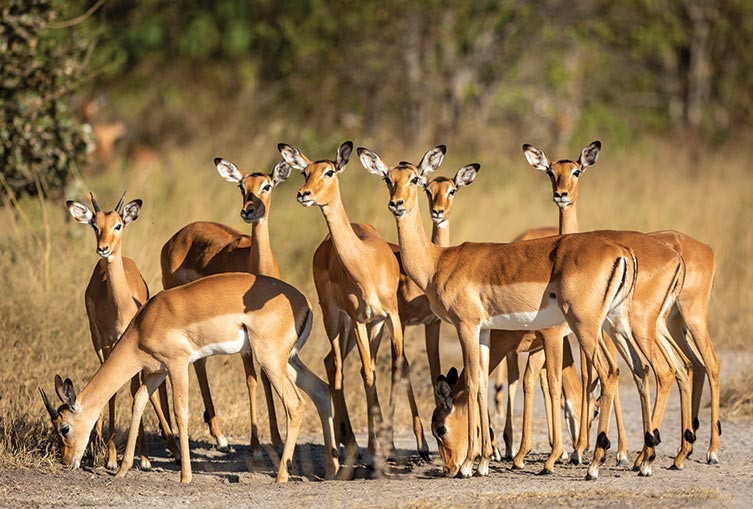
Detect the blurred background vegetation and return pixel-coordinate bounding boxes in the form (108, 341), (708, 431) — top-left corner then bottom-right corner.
(3, 0), (753, 467)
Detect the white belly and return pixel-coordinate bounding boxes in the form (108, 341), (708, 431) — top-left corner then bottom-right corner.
(481, 305), (566, 331)
(188, 326), (249, 363)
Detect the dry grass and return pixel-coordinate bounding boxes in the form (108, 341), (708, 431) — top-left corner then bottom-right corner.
(721, 371), (753, 418)
(2, 133), (752, 469)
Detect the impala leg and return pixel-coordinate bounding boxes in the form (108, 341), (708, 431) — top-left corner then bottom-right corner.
(494, 358), (507, 424)
(387, 313), (429, 460)
(106, 394), (118, 471)
(503, 351), (520, 460)
(560, 337), (580, 458)
(148, 382), (180, 463)
(476, 329), (492, 476)
(241, 352), (262, 451)
(260, 371), (282, 449)
(353, 321), (383, 459)
(584, 337), (619, 481)
(129, 375), (151, 471)
(193, 358), (228, 450)
(171, 365), (193, 484)
(542, 329), (564, 474)
(425, 320), (442, 405)
(513, 349), (544, 470)
(572, 347), (593, 465)
(541, 365), (554, 449)
(603, 339), (629, 466)
(457, 322), (481, 478)
(289, 354), (339, 480)
(116, 372), (166, 478)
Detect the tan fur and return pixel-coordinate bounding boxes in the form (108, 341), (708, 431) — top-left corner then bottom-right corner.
(160, 159), (290, 451)
(43, 273), (338, 484)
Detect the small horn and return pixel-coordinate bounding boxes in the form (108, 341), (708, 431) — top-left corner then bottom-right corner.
(114, 190), (127, 214)
(39, 388), (59, 420)
(89, 192), (101, 212)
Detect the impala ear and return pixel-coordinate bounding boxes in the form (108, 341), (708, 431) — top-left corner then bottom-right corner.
(578, 140), (601, 170)
(277, 143), (311, 172)
(453, 164), (480, 188)
(215, 158), (243, 183)
(446, 366), (459, 387)
(270, 160), (292, 187)
(523, 144), (551, 172)
(436, 375), (453, 411)
(54, 375), (79, 413)
(335, 141), (353, 172)
(121, 200), (142, 225)
(66, 201), (93, 224)
(357, 147), (390, 178)
(417, 145), (446, 177)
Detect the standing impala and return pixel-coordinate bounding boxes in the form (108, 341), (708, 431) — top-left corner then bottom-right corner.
(523, 140), (719, 468)
(40, 272), (339, 484)
(278, 141), (429, 462)
(160, 158), (292, 452)
(66, 192), (179, 471)
(360, 145), (686, 480)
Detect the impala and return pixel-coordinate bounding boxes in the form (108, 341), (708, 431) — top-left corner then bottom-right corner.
(66, 192), (179, 470)
(278, 141), (429, 462)
(160, 158), (292, 451)
(358, 145), (672, 480)
(524, 140), (719, 468)
(41, 273), (338, 483)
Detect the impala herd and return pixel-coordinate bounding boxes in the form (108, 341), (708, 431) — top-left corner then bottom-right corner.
(39, 140), (719, 485)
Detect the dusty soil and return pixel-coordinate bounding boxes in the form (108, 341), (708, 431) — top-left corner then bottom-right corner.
(2, 378), (751, 509)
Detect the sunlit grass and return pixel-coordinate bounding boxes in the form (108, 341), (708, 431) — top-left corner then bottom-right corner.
(2, 133), (752, 469)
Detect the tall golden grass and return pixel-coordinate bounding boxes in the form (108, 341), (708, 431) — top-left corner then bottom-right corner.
(1, 134), (751, 469)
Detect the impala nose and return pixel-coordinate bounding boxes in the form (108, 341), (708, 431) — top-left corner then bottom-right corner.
(389, 199), (404, 208)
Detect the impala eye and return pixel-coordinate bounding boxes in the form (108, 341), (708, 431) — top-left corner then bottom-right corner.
(410, 177), (420, 185)
(325, 170), (335, 178)
(60, 425), (70, 437)
(573, 170), (582, 177)
(114, 224), (122, 231)
(262, 184), (272, 192)
(448, 188), (456, 196)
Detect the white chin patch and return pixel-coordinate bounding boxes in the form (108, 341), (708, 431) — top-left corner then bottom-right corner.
(433, 219), (448, 228)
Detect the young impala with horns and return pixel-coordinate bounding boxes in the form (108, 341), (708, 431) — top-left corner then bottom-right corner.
(63, 192), (179, 470)
(278, 141), (429, 462)
(359, 144), (685, 480)
(160, 158), (293, 452)
(40, 272), (338, 483)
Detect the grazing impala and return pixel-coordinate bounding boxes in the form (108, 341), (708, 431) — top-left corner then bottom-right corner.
(278, 141), (429, 461)
(160, 158), (292, 451)
(66, 192), (179, 470)
(40, 273), (338, 484)
(360, 145), (685, 480)
(523, 140), (719, 468)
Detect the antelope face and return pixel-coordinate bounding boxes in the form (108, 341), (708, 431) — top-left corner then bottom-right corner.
(277, 142), (352, 208)
(67, 193), (141, 260)
(425, 177), (456, 225)
(431, 368), (479, 477)
(39, 376), (92, 470)
(522, 141), (601, 209)
(215, 158), (291, 223)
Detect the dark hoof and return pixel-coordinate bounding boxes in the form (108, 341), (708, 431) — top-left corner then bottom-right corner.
(570, 454), (581, 466)
(537, 468), (554, 476)
(585, 473), (597, 481)
(631, 465), (640, 472)
(616, 459), (630, 468)
(511, 463), (524, 471)
(419, 450), (431, 462)
(669, 464), (682, 471)
(707, 458), (719, 465)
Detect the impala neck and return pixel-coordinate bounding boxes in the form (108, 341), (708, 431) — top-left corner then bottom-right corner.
(320, 192), (366, 275)
(396, 204), (439, 291)
(431, 221), (450, 247)
(249, 219), (279, 278)
(76, 335), (144, 423)
(559, 205), (579, 235)
(105, 251), (138, 326)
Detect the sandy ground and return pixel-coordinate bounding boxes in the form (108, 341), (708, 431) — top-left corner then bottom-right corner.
(2, 352), (751, 508)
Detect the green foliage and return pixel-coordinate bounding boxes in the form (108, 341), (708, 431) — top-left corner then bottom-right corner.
(0, 0), (92, 201)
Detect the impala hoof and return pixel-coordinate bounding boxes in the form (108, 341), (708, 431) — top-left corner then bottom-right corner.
(538, 468), (554, 476)
(139, 458), (152, 471)
(458, 462), (474, 478)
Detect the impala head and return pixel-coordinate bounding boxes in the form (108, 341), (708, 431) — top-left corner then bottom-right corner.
(358, 145), (466, 219)
(277, 141), (353, 208)
(424, 164), (480, 227)
(430, 367), (481, 477)
(522, 141), (601, 209)
(215, 157), (292, 223)
(39, 375), (93, 470)
(66, 191), (142, 260)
